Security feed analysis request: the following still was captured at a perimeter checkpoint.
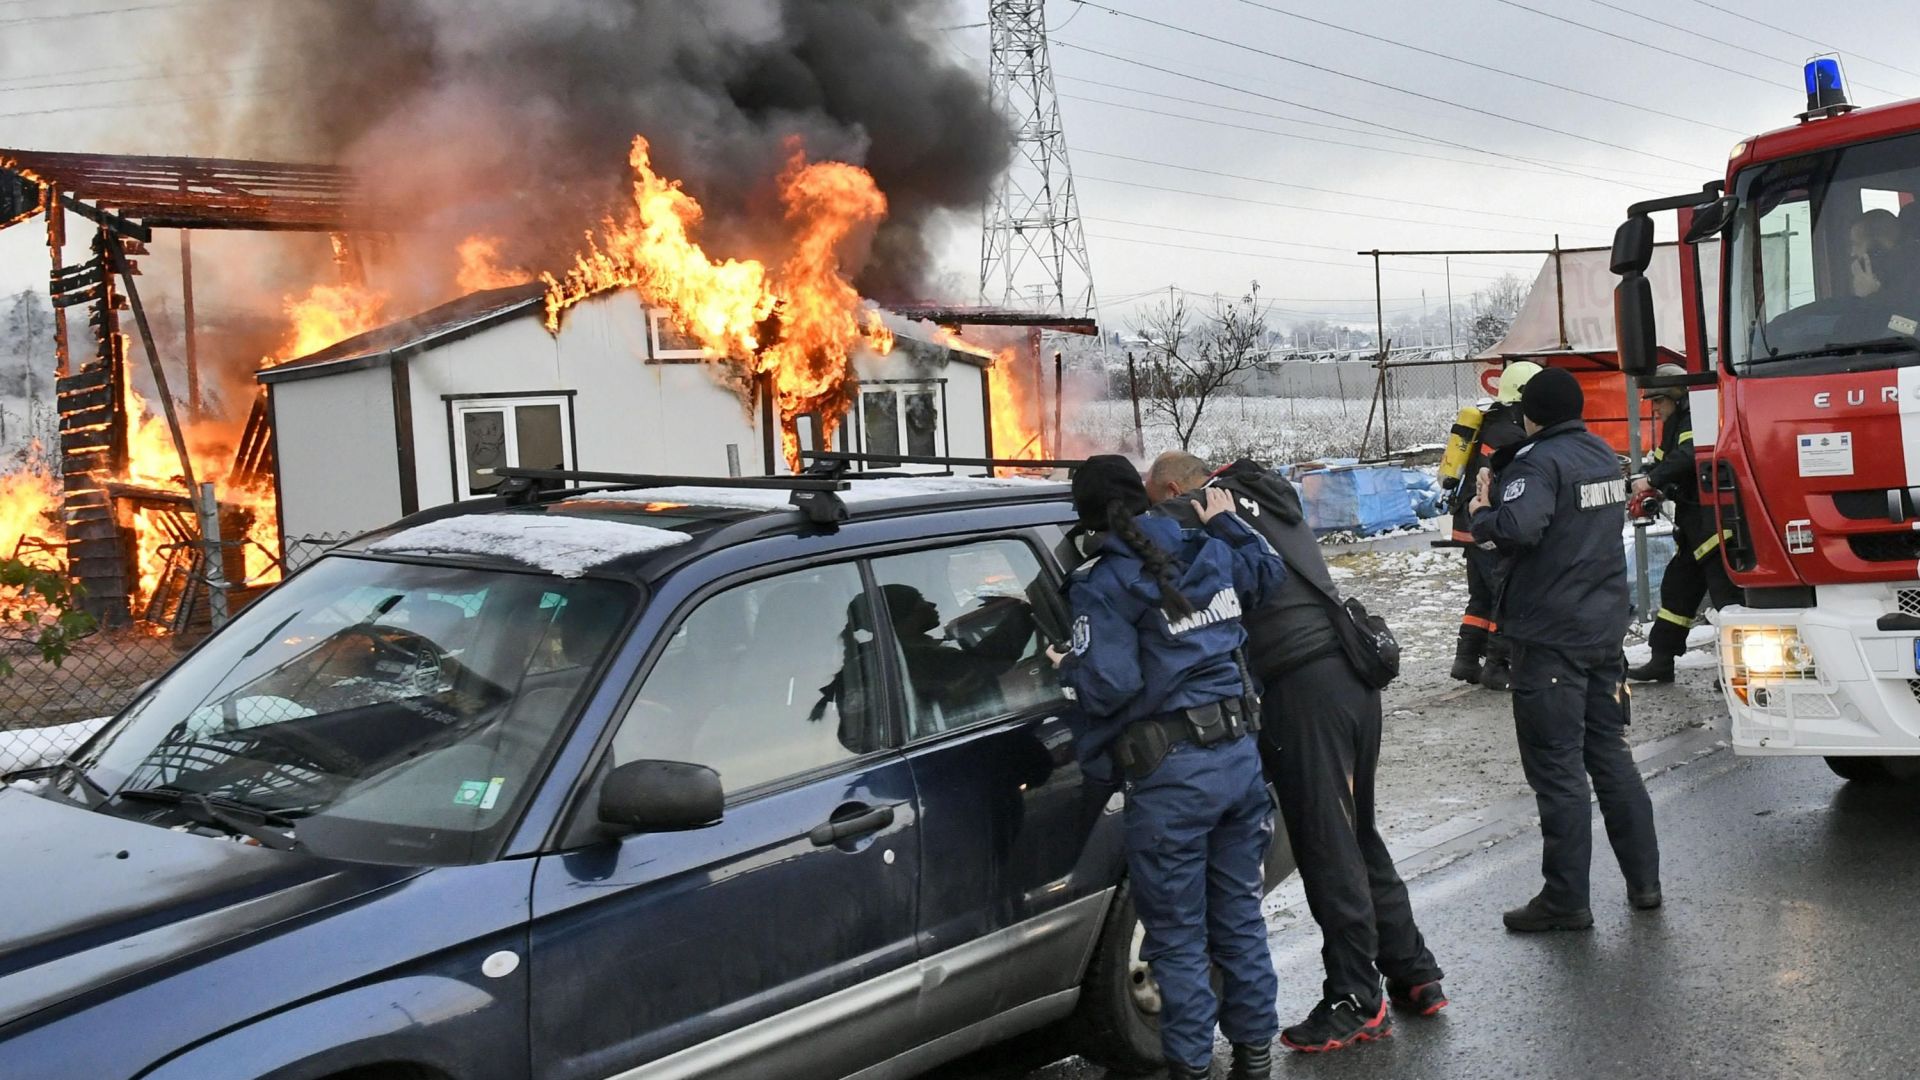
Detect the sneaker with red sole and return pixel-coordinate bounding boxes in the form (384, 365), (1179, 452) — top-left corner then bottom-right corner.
(1387, 979), (1449, 1017)
(1280, 994), (1391, 1053)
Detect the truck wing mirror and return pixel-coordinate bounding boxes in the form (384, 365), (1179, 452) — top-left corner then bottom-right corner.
(1614, 273), (1658, 379)
(1610, 216), (1655, 275)
(1684, 196), (1738, 244)
(598, 759), (723, 834)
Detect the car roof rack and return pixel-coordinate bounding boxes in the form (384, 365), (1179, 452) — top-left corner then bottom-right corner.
(485, 466), (851, 525)
(799, 449), (1089, 473)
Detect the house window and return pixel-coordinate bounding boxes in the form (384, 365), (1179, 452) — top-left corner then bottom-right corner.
(854, 381), (945, 469)
(648, 309), (711, 362)
(450, 395), (575, 499)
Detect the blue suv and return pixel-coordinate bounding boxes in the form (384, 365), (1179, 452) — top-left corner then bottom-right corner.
(0, 467), (1290, 1080)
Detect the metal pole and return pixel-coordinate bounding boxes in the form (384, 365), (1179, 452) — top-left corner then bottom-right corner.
(180, 230), (201, 422)
(1626, 374), (1651, 622)
(1125, 349), (1145, 454)
(1052, 350), (1064, 459)
(1373, 251), (1390, 456)
(109, 244), (198, 498)
(1553, 233), (1569, 351)
(198, 482), (229, 628)
(1446, 256), (1457, 359)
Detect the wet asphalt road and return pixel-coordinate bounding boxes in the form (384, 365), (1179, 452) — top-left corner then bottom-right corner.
(930, 748), (1920, 1079)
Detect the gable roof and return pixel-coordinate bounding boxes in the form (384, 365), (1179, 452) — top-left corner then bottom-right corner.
(256, 283), (545, 384)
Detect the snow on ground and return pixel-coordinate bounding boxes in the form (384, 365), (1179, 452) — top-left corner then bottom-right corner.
(1335, 541), (1724, 844)
(1068, 394), (1464, 463)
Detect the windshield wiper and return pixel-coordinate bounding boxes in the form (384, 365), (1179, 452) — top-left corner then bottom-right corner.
(1759, 336), (1920, 365)
(115, 786), (301, 851)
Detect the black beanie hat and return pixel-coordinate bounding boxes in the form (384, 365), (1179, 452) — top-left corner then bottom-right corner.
(1521, 366), (1584, 428)
(1071, 454), (1150, 527)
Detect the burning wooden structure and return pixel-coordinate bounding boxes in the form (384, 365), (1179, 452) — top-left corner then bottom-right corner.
(0, 150), (388, 628)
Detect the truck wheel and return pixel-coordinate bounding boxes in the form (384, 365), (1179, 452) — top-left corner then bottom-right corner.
(1825, 756), (1893, 783)
(1066, 882), (1165, 1075)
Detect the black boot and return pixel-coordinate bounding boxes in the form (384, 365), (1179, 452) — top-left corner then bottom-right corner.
(1229, 1041), (1273, 1079)
(1450, 637), (1483, 684)
(1480, 637), (1511, 691)
(1164, 1060), (1212, 1079)
(1626, 652), (1676, 683)
(1502, 894), (1594, 932)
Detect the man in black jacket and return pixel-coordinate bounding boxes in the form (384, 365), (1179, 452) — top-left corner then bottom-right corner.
(1149, 451), (1445, 1052)
(1627, 363), (1738, 682)
(1467, 367), (1662, 932)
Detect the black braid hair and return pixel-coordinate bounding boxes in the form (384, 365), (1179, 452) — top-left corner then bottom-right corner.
(1106, 500), (1195, 619)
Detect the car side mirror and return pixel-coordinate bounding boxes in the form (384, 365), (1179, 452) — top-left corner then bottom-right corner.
(1615, 272), (1659, 379)
(1683, 196), (1737, 244)
(598, 760), (723, 834)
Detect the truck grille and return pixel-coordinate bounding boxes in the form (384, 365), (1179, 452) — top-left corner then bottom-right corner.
(1902, 590), (1920, 619)
(1909, 679), (1920, 707)
(1848, 533), (1920, 563)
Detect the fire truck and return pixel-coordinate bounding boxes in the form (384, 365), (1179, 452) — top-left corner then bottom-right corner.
(1613, 57), (1920, 781)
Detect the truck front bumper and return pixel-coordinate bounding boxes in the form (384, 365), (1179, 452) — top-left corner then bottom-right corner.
(1719, 584), (1920, 755)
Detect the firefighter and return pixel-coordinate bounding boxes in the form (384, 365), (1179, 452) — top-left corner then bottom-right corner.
(1449, 360), (1542, 690)
(1626, 363), (1739, 683)
(1047, 455), (1285, 1080)
(1468, 367), (1662, 931)
(1148, 451), (1446, 1053)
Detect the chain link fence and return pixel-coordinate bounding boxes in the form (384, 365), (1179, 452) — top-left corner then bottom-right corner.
(0, 531), (358, 776)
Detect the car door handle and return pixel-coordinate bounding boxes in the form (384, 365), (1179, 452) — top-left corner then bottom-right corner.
(809, 804), (896, 846)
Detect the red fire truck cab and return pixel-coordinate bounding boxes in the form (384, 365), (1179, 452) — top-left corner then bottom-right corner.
(1613, 59), (1920, 780)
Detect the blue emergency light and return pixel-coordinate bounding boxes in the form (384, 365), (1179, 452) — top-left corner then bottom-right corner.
(1804, 55), (1851, 117)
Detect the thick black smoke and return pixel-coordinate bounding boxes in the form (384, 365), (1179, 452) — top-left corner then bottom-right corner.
(186, 0), (1010, 302)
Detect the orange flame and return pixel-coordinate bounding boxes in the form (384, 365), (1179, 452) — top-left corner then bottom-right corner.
(542, 135), (891, 467)
(933, 329), (1048, 462)
(456, 235), (534, 292)
(274, 282), (389, 363)
(0, 460), (60, 567)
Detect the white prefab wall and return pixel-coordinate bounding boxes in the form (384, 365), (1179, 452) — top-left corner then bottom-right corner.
(404, 292), (770, 510)
(272, 364), (404, 543)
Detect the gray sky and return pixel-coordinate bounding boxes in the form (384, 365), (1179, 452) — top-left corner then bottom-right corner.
(3, 0), (1918, 332)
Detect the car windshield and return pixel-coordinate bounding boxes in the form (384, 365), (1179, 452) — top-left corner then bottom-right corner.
(72, 557), (635, 865)
(1728, 130), (1920, 377)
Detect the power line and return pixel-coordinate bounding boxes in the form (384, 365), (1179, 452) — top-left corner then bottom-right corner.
(1484, 0), (1779, 91)
(1226, 0), (1745, 135)
(1066, 2), (1716, 171)
(1085, 216), (1542, 273)
(0, 62), (275, 95)
(1055, 40), (1682, 194)
(0, 0), (212, 28)
(0, 83), (293, 121)
(1076, 148), (1621, 229)
(1086, 230), (1518, 281)
(1682, 0), (1920, 84)
(1077, 173), (1610, 242)
(1061, 76), (1702, 184)
(1577, 0), (1902, 97)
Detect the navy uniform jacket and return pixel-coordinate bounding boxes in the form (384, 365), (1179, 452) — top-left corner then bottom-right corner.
(1447, 400), (1528, 545)
(1468, 419), (1630, 653)
(1060, 513), (1284, 766)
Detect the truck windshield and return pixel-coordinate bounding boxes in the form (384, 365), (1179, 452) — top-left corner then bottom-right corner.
(73, 557), (634, 865)
(1728, 130), (1920, 377)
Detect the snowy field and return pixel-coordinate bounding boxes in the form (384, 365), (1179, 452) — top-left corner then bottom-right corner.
(1068, 394), (1468, 463)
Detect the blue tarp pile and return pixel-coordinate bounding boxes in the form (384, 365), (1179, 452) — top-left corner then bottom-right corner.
(1288, 460), (1427, 536)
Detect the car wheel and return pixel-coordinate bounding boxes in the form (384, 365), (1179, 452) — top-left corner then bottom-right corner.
(1826, 756), (1895, 783)
(1066, 881), (1165, 1075)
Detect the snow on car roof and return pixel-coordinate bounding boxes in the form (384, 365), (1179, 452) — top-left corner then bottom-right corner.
(367, 514), (692, 577)
(576, 475), (1063, 512)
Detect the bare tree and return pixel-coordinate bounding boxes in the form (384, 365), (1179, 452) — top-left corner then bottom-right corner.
(1132, 285), (1269, 450)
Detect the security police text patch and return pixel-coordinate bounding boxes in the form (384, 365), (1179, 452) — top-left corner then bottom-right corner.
(1579, 477), (1627, 508)
(1164, 586), (1242, 636)
(1502, 478), (1527, 502)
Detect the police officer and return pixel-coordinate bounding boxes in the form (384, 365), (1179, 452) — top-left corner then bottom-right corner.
(1467, 367), (1662, 931)
(1147, 451), (1445, 1052)
(1049, 455), (1285, 1080)
(1449, 361), (1541, 690)
(1627, 363), (1738, 683)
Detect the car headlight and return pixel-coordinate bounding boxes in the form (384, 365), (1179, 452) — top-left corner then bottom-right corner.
(1726, 626), (1816, 681)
